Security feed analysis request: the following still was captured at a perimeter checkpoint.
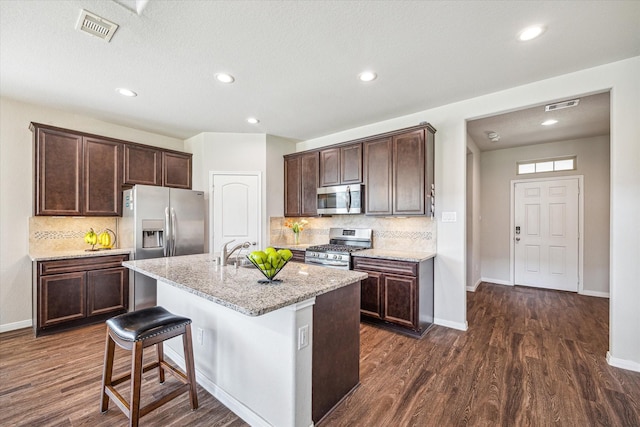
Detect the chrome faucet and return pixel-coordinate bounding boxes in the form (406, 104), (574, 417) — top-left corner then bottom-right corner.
(220, 240), (254, 266)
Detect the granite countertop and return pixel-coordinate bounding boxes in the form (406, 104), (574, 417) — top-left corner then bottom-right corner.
(123, 253), (367, 317)
(30, 248), (133, 261)
(353, 249), (436, 262)
(272, 244), (313, 251)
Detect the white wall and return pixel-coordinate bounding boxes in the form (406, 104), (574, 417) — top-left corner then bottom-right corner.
(299, 56), (640, 369)
(0, 97), (184, 331)
(466, 135), (482, 291)
(480, 135), (610, 294)
(185, 132), (296, 251)
(266, 135), (298, 219)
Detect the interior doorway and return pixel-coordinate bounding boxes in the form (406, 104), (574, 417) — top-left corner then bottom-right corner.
(209, 171), (261, 255)
(512, 176), (582, 292)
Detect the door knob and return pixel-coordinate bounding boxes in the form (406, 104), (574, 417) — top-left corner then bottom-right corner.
(515, 237), (520, 242)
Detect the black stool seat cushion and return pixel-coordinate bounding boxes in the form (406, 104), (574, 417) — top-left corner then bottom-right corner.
(106, 306), (191, 342)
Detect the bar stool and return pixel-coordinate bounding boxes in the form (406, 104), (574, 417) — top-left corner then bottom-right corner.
(100, 306), (198, 427)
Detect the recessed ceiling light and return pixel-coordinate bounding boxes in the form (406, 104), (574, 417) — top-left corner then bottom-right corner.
(116, 87), (137, 97)
(518, 25), (545, 41)
(215, 73), (235, 83)
(358, 71), (377, 82)
(541, 119), (558, 126)
(247, 117), (260, 124)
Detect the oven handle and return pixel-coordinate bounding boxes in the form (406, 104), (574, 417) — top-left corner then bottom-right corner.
(305, 258), (349, 268)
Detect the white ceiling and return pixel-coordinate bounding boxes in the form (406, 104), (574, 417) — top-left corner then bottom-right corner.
(467, 91), (611, 151)
(1, 1), (638, 142)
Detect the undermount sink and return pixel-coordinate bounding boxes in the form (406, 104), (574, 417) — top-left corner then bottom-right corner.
(230, 257), (255, 268)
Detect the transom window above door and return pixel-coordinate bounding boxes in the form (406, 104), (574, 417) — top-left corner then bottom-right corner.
(517, 156), (576, 175)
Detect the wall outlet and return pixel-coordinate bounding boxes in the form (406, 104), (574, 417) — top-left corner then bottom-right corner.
(197, 327), (204, 345)
(298, 325), (309, 350)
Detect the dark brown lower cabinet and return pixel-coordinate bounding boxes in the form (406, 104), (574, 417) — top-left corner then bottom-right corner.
(34, 254), (129, 336)
(312, 282), (360, 424)
(274, 247), (306, 263)
(354, 256), (434, 337)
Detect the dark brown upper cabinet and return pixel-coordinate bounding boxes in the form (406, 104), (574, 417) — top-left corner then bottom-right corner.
(284, 151), (319, 217)
(162, 151), (192, 189)
(123, 145), (192, 189)
(84, 137), (122, 216)
(123, 144), (162, 186)
(34, 126), (84, 216)
(319, 143), (362, 187)
(340, 143), (363, 184)
(392, 129), (425, 215)
(291, 124), (435, 217)
(363, 126), (435, 216)
(319, 147), (340, 187)
(363, 137), (393, 215)
(33, 125), (121, 216)
(32, 122), (193, 216)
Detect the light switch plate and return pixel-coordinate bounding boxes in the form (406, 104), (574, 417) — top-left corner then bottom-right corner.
(442, 212), (457, 222)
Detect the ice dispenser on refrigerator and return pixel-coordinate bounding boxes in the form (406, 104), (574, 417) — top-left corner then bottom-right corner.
(142, 220), (164, 249)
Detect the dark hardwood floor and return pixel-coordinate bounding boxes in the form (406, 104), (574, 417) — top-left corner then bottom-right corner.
(1, 282), (639, 426)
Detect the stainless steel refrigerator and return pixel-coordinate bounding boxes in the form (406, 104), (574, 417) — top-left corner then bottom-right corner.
(120, 185), (205, 310)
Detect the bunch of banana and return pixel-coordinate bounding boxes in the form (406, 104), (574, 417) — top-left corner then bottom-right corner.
(84, 228), (98, 249)
(98, 229), (114, 248)
(247, 247), (293, 280)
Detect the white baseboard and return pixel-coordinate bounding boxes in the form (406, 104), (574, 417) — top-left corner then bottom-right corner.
(0, 319), (32, 333)
(434, 318), (468, 331)
(606, 351), (640, 373)
(164, 346), (270, 427)
(466, 278), (482, 292)
(480, 277), (513, 286)
(579, 290), (610, 298)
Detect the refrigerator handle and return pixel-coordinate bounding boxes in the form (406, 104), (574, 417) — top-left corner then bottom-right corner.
(170, 207), (177, 256)
(164, 207), (170, 257)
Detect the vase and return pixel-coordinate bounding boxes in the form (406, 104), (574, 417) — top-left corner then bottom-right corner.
(294, 231), (300, 245)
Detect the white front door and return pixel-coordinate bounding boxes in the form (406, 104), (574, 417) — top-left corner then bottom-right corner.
(514, 178), (579, 291)
(211, 172), (261, 255)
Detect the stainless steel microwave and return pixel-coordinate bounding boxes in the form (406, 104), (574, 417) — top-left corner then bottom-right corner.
(317, 184), (363, 214)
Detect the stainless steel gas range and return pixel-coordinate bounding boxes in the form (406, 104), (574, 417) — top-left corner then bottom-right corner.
(305, 228), (372, 270)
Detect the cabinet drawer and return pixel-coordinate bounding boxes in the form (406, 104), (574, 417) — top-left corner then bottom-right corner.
(352, 257), (417, 276)
(39, 255), (129, 276)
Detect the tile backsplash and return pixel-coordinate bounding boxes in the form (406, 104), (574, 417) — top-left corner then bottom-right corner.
(31, 215), (436, 254)
(270, 216), (436, 252)
(29, 217), (118, 252)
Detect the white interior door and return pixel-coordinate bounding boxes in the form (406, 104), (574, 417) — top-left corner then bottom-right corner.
(514, 178), (579, 291)
(211, 172), (261, 255)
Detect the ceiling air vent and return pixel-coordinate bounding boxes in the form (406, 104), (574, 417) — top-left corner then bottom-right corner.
(545, 99), (580, 112)
(76, 9), (119, 42)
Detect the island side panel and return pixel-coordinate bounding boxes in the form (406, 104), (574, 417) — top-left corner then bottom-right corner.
(312, 281), (361, 423)
(156, 280), (313, 427)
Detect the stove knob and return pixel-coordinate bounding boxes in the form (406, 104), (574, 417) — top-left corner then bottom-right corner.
(322, 253), (328, 258)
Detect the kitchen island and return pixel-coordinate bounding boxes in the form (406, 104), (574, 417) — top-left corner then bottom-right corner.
(123, 253), (367, 427)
